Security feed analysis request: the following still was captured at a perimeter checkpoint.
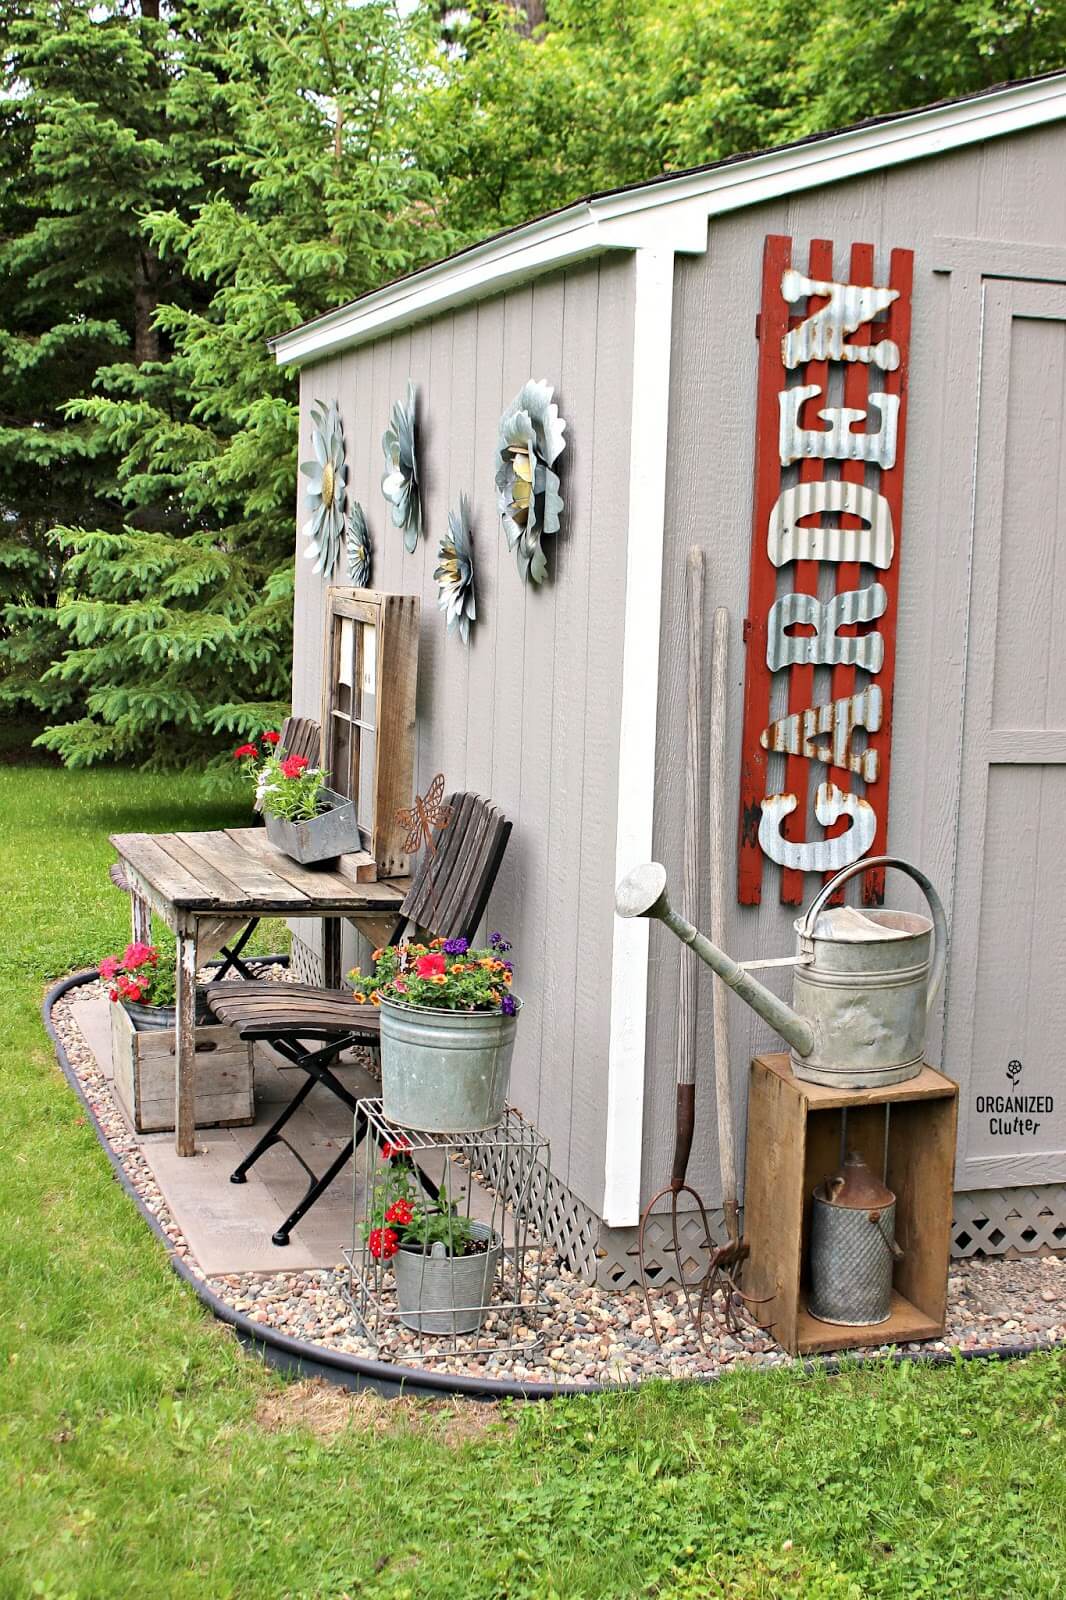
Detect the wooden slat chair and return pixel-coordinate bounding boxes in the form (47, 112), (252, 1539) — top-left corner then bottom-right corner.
(206, 792), (512, 1246)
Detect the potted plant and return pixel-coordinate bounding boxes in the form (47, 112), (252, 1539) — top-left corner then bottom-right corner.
(366, 1144), (502, 1335)
(234, 736), (359, 865)
(100, 942), (253, 1133)
(348, 932), (519, 1133)
(100, 942), (212, 1031)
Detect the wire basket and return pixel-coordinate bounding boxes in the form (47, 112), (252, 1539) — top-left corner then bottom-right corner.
(343, 1100), (550, 1357)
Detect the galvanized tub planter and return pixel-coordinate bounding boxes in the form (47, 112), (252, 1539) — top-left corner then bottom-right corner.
(121, 991), (213, 1031)
(808, 1151), (901, 1326)
(379, 998), (521, 1133)
(393, 1222), (504, 1335)
(264, 786), (360, 866)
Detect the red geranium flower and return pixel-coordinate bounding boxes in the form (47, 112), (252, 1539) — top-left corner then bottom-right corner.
(385, 1200), (413, 1226)
(233, 743), (258, 760)
(414, 952), (446, 978)
(368, 1227), (399, 1261)
(280, 754), (309, 778)
(380, 1137), (411, 1161)
(262, 731), (280, 744)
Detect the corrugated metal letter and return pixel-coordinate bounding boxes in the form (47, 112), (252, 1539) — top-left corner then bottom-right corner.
(767, 584), (888, 672)
(781, 268), (900, 370)
(758, 782), (876, 872)
(779, 385), (899, 469)
(760, 686), (882, 782)
(767, 481), (893, 569)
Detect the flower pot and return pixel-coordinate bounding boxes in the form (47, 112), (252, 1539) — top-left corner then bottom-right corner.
(121, 992), (214, 1031)
(393, 1222), (503, 1335)
(379, 998), (521, 1133)
(263, 786), (360, 866)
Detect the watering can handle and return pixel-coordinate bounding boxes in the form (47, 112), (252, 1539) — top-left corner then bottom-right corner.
(799, 855), (948, 1016)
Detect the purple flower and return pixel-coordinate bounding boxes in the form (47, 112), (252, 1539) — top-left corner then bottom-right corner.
(489, 931), (502, 947)
(443, 937), (469, 955)
(501, 993), (517, 1017)
(489, 930), (512, 953)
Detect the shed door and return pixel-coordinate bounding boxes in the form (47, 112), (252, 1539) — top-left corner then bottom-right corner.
(949, 277), (1066, 1191)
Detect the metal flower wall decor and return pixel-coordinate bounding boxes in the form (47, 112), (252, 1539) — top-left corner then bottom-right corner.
(494, 379), (567, 585)
(347, 502), (372, 588)
(381, 380), (421, 553)
(300, 398), (347, 575)
(435, 494), (477, 644)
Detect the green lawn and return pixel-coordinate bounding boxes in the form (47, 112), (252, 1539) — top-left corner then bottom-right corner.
(0, 760), (1063, 1599)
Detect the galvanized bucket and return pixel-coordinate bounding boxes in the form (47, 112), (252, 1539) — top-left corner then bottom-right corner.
(121, 992), (213, 1031)
(808, 1152), (899, 1325)
(393, 1221), (503, 1335)
(379, 998), (521, 1133)
(790, 856), (947, 1089)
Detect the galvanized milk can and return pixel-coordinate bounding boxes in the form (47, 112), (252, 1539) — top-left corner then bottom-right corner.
(789, 857), (947, 1089)
(615, 854), (947, 1090)
(808, 1151), (902, 1325)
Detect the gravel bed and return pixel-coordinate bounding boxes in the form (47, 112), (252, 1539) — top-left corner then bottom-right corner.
(53, 978), (1066, 1389)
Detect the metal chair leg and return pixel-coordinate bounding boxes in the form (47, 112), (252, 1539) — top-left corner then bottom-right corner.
(230, 1073), (317, 1184)
(272, 1135), (356, 1247)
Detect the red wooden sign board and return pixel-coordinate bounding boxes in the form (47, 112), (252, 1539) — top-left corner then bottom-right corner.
(738, 235), (913, 906)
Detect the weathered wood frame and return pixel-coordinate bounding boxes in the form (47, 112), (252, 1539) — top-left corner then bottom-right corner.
(320, 587), (420, 879)
(743, 1053), (958, 1356)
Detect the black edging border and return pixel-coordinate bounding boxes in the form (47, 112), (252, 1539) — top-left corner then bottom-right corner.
(44, 968), (1063, 1402)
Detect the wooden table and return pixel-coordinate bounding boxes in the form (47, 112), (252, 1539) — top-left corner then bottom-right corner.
(110, 828), (409, 1156)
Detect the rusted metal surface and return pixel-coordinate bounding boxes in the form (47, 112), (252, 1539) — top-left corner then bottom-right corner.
(737, 236), (914, 904)
(760, 686), (882, 782)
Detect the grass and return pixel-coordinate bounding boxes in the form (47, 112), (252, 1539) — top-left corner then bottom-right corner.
(0, 760), (1064, 1599)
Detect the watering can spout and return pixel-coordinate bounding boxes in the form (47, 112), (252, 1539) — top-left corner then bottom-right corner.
(615, 864), (817, 1059)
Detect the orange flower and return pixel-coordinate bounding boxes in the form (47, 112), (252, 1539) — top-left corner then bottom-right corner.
(430, 938), (445, 949)
(479, 959), (495, 971)
(490, 989), (500, 1003)
(371, 948), (384, 962)
(503, 970), (513, 985)
(353, 992), (367, 1005)
(370, 991), (382, 1006)
(430, 973), (448, 986)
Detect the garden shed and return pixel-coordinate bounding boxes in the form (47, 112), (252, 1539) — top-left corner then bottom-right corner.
(272, 70), (1066, 1286)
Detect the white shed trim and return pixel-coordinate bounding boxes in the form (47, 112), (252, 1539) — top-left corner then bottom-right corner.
(272, 72), (1066, 368)
(602, 244), (677, 1226)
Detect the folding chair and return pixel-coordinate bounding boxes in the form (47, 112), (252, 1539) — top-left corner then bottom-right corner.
(205, 792), (512, 1245)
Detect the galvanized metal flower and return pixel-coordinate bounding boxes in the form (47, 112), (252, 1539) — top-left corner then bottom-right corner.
(300, 398), (347, 575)
(381, 380), (421, 554)
(435, 494), (476, 644)
(347, 501), (372, 588)
(495, 379), (566, 585)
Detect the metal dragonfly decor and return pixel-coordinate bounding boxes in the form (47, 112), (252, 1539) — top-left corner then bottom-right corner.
(395, 774), (453, 926)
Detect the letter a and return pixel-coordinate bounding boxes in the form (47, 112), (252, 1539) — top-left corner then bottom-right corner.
(760, 687), (882, 782)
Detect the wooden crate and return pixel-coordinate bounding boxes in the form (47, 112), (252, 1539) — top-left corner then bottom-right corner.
(743, 1053), (958, 1356)
(110, 1000), (255, 1135)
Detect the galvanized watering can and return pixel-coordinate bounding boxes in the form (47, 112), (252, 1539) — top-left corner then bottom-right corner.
(615, 854), (947, 1089)
(808, 1150), (903, 1326)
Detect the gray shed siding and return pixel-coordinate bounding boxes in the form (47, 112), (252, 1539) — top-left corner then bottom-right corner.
(289, 255), (636, 1205)
(647, 122), (1066, 1208)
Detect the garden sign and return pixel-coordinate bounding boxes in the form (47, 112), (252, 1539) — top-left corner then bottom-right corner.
(738, 235), (913, 906)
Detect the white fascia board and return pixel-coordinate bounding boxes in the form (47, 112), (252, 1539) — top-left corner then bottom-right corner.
(272, 73), (1065, 368)
(602, 244), (676, 1227)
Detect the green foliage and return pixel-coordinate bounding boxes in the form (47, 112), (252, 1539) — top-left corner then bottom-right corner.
(2, 757), (1066, 1597)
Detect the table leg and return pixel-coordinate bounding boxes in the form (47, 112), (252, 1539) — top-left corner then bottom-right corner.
(174, 917), (199, 1156)
(131, 889), (151, 946)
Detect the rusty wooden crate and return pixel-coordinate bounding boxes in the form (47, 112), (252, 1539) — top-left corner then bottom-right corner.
(110, 1000), (255, 1135)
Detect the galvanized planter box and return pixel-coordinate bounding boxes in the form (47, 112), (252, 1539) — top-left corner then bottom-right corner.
(264, 786), (360, 866)
(110, 999), (255, 1135)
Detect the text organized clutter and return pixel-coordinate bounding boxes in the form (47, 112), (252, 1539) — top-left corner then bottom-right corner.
(738, 237), (913, 906)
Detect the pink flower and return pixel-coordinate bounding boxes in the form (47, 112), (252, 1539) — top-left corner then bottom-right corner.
(414, 952), (445, 978)
(123, 942), (157, 969)
(99, 956), (120, 981)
